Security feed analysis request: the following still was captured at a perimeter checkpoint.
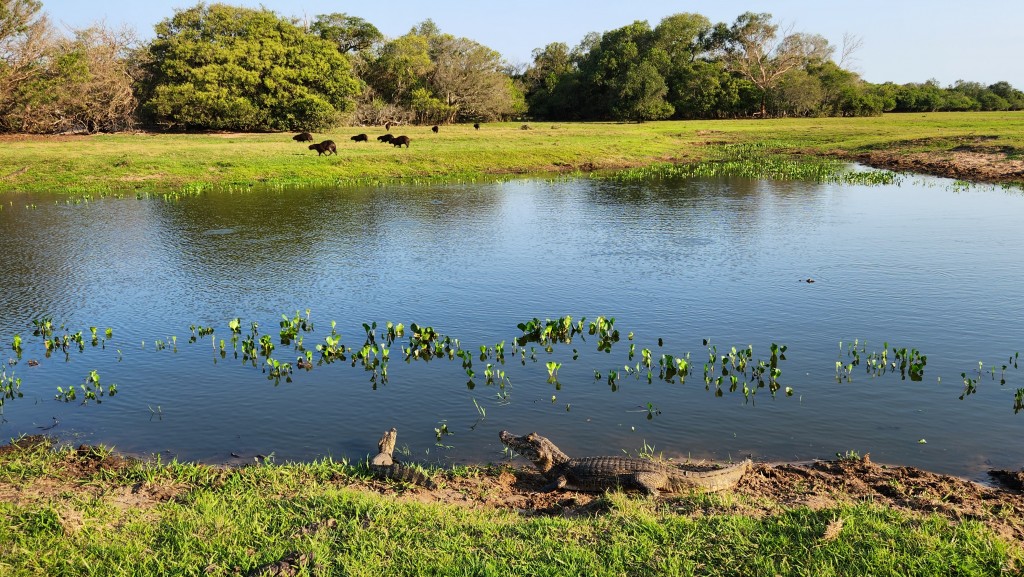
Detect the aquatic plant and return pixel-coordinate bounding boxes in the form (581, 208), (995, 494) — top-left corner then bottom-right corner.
(0, 366), (23, 407)
(279, 310), (313, 345)
(56, 369), (117, 404)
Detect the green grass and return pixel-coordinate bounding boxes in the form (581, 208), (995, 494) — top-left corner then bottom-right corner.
(2, 111), (1023, 196)
(0, 441), (1018, 576)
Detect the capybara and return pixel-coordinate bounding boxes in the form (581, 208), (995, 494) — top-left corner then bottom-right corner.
(431, 125), (439, 133)
(308, 140), (337, 155)
(377, 134), (394, 143)
(391, 135), (410, 148)
(473, 123), (480, 130)
(350, 133), (368, 142)
(385, 121), (391, 131)
(293, 132), (313, 142)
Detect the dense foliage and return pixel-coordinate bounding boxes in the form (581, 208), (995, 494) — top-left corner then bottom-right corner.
(138, 4), (360, 131)
(353, 19), (524, 125)
(1, 1), (1022, 133)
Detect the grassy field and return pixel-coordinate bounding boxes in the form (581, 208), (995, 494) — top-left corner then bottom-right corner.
(1, 111), (1023, 196)
(0, 441), (1018, 576)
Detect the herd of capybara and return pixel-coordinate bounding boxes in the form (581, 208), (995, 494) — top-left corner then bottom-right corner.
(295, 122), (483, 156)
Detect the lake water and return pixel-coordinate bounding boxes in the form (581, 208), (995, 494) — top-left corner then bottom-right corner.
(1, 172), (1022, 481)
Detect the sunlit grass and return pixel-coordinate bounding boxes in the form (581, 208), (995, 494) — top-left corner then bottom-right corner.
(0, 441), (1018, 576)
(2, 111), (1022, 196)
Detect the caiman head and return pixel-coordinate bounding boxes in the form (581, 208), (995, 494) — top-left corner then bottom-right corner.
(499, 430), (570, 473)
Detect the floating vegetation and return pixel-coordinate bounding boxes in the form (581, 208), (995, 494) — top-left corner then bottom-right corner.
(188, 324), (215, 343)
(836, 340), (927, 382)
(695, 340), (789, 401)
(279, 310), (313, 346)
(959, 352), (1021, 404)
(0, 366), (23, 407)
(6, 312), (1024, 417)
(56, 369), (117, 404)
(605, 142), (904, 186)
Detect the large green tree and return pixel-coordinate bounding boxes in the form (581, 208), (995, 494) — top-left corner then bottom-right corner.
(140, 3), (360, 131)
(310, 13), (382, 54)
(360, 20), (519, 124)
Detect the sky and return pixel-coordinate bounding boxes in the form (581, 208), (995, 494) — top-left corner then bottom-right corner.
(39, 0), (1024, 89)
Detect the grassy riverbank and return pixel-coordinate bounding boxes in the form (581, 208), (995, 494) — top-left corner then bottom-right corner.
(1, 111), (1023, 196)
(0, 438), (1019, 576)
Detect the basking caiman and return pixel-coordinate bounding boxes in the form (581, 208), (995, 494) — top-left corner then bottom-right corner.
(370, 427), (437, 489)
(499, 430), (749, 495)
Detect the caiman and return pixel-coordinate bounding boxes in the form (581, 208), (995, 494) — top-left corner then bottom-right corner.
(369, 427), (437, 489)
(499, 430), (749, 495)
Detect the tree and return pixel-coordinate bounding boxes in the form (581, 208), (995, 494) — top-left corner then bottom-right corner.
(614, 59), (673, 121)
(365, 34), (432, 104)
(362, 21), (518, 124)
(522, 42), (577, 119)
(987, 81), (1024, 110)
(426, 33), (517, 122)
(774, 68), (821, 116)
(722, 12), (832, 116)
(140, 3), (360, 131)
(0, 0), (52, 131)
(47, 24), (138, 132)
(310, 13), (382, 54)
(571, 20), (676, 121)
(652, 12), (713, 67)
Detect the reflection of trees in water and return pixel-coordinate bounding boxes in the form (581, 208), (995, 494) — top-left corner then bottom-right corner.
(0, 197), (161, 331)
(146, 184), (509, 321)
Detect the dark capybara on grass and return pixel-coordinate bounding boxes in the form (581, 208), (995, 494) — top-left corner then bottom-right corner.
(308, 140), (337, 155)
(431, 125), (439, 133)
(385, 121), (391, 131)
(377, 134), (393, 143)
(350, 133), (368, 142)
(473, 123), (480, 130)
(293, 132), (313, 142)
(391, 135), (410, 148)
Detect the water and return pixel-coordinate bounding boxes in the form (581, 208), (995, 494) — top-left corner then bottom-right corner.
(1, 173), (1022, 481)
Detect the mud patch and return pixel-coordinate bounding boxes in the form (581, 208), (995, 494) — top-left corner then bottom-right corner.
(844, 136), (1024, 183)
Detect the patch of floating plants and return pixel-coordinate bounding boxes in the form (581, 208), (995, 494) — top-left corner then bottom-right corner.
(3, 312), (1023, 415)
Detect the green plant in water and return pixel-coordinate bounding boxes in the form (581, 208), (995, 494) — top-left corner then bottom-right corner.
(31, 315), (54, 339)
(0, 366), (23, 407)
(279, 310), (313, 345)
(836, 449), (861, 461)
(265, 358), (292, 385)
(316, 321), (346, 363)
(434, 421), (452, 445)
(188, 324), (215, 343)
(56, 369), (117, 404)
(545, 361), (561, 381)
(588, 316), (619, 353)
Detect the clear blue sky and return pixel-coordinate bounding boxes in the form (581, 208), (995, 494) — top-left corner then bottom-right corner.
(41, 0), (1024, 89)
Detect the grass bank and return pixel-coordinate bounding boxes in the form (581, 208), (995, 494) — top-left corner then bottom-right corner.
(1, 112), (1023, 196)
(0, 438), (1019, 576)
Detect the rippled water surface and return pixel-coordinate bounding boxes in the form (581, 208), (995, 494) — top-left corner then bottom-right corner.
(2, 174), (1022, 480)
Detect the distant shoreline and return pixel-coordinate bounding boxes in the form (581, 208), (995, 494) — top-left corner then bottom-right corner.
(1, 113), (1022, 196)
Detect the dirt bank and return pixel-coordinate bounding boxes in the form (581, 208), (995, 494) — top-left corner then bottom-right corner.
(836, 137), (1024, 184)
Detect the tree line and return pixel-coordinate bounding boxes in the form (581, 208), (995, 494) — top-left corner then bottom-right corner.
(1, 0), (1021, 134)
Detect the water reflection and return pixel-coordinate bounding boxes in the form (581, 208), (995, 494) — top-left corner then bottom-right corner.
(1, 174), (1022, 480)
